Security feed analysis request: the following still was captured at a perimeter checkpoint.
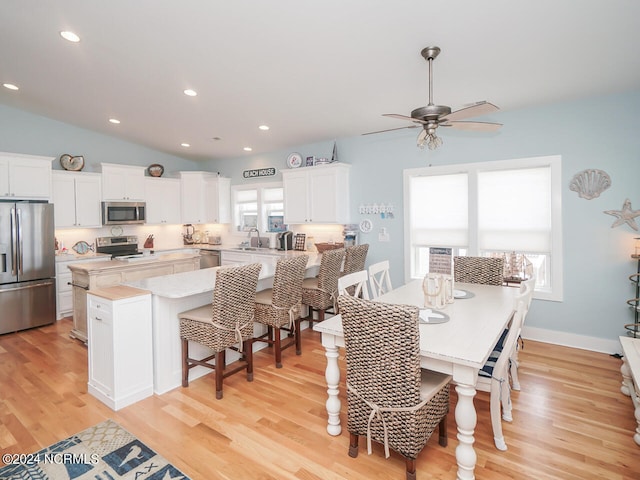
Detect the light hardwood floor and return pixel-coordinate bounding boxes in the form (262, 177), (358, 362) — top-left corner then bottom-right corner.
(1, 318), (639, 480)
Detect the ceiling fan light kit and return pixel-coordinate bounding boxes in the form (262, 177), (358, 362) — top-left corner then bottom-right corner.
(365, 46), (502, 151)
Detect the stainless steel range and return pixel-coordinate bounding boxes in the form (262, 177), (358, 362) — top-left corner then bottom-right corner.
(96, 236), (141, 258)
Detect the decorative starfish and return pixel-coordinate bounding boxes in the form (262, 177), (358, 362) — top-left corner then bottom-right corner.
(604, 198), (640, 231)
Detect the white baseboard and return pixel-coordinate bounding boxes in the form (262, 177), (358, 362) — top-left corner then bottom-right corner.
(522, 325), (622, 356)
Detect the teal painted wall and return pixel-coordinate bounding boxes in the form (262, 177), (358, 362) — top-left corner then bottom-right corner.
(1, 90), (639, 345)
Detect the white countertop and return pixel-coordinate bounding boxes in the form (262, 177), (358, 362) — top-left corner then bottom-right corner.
(125, 255), (321, 299)
(55, 252), (111, 263)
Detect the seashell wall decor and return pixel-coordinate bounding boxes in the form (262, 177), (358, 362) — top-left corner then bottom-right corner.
(569, 169), (611, 200)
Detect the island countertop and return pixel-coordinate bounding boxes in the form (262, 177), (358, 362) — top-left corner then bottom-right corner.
(67, 252), (200, 273)
(125, 254), (321, 299)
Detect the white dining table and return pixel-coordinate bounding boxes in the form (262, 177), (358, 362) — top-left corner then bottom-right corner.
(313, 280), (518, 480)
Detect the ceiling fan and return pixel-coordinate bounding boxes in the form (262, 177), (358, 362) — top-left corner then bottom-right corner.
(364, 46), (502, 150)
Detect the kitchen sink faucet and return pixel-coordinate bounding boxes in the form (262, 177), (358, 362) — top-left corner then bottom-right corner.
(249, 228), (263, 248)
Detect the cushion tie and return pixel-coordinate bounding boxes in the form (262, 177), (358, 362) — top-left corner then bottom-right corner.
(347, 382), (429, 459)
(211, 315), (253, 353)
(272, 301), (301, 329)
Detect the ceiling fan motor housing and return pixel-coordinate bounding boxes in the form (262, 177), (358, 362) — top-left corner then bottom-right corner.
(411, 104), (451, 121)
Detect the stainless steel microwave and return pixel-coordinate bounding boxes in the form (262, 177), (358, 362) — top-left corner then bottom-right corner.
(101, 201), (146, 225)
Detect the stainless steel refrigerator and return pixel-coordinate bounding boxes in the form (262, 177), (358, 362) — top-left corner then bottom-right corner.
(0, 201), (56, 335)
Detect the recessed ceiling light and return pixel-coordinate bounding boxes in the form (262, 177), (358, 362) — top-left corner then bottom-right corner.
(243, 147), (253, 152)
(3, 83), (19, 91)
(258, 125), (270, 131)
(108, 118), (120, 124)
(60, 31), (80, 43)
(181, 143), (190, 147)
(183, 89), (197, 97)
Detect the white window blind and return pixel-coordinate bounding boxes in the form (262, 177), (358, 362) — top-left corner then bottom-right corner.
(478, 167), (551, 252)
(410, 173), (468, 247)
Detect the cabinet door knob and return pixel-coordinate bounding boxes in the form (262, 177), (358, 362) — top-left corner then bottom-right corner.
(95, 317), (103, 321)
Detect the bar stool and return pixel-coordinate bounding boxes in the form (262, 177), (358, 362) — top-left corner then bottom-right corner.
(302, 248), (345, 326)
(342, 244), (369, 276)
(253, 255), (309, 368)
(178, 263), (262, 399)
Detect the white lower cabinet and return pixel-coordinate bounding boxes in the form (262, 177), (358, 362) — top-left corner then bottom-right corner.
(220, 250), (279, 266)
(56, 256), (110, 320)
(87, 287), (153, 411)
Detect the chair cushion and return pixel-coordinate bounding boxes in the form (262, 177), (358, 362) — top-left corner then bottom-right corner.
(478, 328), (509, 378)
(420, 370), (452, 402)
(255, 288), (273, 305)
(301, 277), (319, 289)
(178, 304), (213, 325)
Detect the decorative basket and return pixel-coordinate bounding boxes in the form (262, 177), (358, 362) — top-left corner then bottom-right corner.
(315, 242), (344, 253)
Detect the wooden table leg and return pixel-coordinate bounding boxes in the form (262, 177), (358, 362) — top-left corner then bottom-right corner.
(324, 344), (342, 436)
(455, 382), (478, 480)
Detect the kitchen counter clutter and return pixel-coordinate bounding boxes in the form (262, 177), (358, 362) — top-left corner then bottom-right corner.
(125, 254), (321, 394)
(68, 252), (200, 343)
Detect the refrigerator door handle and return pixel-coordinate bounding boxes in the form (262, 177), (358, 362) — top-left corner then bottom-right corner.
(10, 207), (17, 276)
(16, 208), (23, 275)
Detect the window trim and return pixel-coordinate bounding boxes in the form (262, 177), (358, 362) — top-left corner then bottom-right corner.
(403, 155), (563, 302)
(230, 181), (283, 236)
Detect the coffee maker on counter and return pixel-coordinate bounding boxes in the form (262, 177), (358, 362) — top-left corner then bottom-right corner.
(276, 231), (293, 251)
(182, 224), (195, 245)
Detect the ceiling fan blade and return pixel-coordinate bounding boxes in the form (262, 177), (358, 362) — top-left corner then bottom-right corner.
(440, 120), (502, 132)
(382, 113), (428, 125)
(441, 101), (499, 122)
(362, 125), (420, 136)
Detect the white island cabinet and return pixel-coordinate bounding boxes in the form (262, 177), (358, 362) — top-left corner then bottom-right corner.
(87, 286), (153, 410)
(125, 253), (320, 394)
(282, 163), (350, 224)
(0, 152), (53, 200)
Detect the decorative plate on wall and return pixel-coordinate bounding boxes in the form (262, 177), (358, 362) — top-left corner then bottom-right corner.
(286, 152), (303, 168)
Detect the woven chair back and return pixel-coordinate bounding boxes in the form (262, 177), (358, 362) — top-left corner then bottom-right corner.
(342, 244), (369, 276)
(338, 295), (421, 408)
(271, 255), (309, 308)
(453, 256), (504, 286)
(211, 263), (262, 341)
(317, 248), (345, 294)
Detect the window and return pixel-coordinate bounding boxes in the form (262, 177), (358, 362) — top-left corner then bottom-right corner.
(232, 182), (284, 233)
(404, 155), (563, 301)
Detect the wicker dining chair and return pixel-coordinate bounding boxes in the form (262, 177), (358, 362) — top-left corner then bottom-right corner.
(342, 244), (369, 276)
(453, 256), (505, 286)
(337, 295), (451, 480)
(253, 255), (309, 368)
(178, 262), (262, 399)
(302, 248), (345, 326)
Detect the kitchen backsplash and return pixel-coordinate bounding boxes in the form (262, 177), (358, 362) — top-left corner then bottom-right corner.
(55, 223), (345, 253)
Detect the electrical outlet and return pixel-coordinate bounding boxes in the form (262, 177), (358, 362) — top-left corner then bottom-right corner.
(379, 227), (390, 242)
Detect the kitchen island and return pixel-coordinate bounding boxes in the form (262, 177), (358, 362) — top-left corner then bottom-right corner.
(125, 252), (320, 394)
(68, 252), (200, 343)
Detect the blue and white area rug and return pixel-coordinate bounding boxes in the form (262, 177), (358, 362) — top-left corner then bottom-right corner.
(0, 419), (190, 480)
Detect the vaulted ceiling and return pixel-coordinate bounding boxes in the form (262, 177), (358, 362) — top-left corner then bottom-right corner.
(1, 0), (638, 161)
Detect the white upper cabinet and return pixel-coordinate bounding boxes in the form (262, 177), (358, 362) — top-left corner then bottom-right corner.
(205, 176), (230, 224)
(52, 171), (102, 228)
(144, 177), (181, 224)
(282, 163), (350, 224)
(0, 152), (53, 200)
(99, 163), (145, 201)
(177, 172), (230, 224)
